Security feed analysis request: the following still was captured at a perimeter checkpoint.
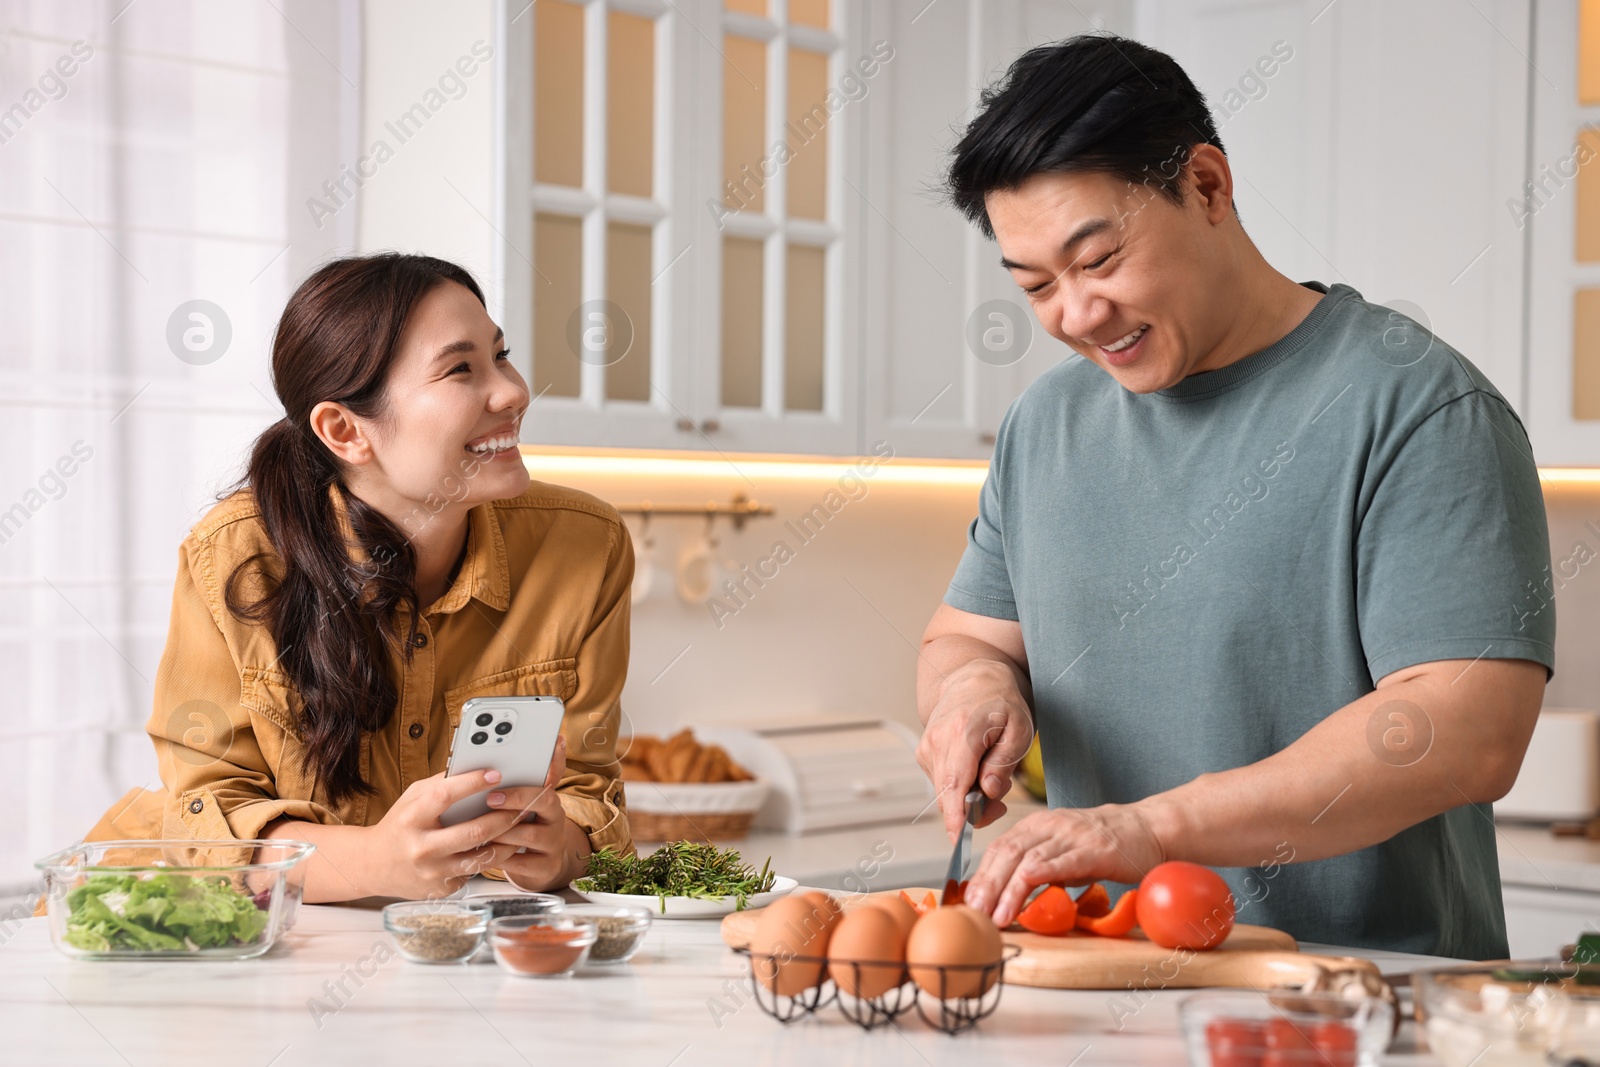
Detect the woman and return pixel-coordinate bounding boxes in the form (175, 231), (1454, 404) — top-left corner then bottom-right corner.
(86, 253), (634, 901)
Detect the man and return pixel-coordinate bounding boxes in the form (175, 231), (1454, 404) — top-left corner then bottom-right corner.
(917, 34), (1553, 957)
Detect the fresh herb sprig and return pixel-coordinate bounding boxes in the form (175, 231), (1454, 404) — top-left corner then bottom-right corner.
(574, 842), (776, 913)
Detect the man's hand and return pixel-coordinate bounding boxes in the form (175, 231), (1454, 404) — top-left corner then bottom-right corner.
(916, 660), (1035, 841)
(960, 804), (1165, 927)
(917, 604), (1035, 842)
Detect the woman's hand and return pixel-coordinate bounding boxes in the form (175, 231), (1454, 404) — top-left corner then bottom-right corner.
(358, 767), (527, 899)
(484, 735), (594, 892)
(960, 803), (1167, 928)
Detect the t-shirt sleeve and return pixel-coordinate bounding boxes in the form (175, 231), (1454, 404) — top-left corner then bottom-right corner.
(1356, 391), (1556, 682)
(945, 457), (1020, 621)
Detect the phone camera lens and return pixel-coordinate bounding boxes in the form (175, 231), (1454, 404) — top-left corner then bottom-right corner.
(475, 712), (493, 727)
(470, 731), (489, 745)
(494, 721), (513, 736)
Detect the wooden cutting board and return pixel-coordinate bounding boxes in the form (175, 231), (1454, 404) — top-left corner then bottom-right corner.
(720, 888), (1380, 991)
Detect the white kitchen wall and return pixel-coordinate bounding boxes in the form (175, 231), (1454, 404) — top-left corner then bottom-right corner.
(520, 455), (983, 738)
(1542, 485), (1600, 713)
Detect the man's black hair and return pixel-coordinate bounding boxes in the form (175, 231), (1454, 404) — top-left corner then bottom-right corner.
(947, 34), (1225, 238)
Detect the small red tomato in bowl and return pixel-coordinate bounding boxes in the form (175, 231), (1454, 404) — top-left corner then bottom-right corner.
(1136, 861), (1235, 950)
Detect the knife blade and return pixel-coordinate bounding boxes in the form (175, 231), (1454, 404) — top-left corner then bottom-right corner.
(941, 789), (986, 905)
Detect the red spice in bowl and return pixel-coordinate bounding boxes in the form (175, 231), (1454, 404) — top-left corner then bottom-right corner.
(489, 916), (597, 978)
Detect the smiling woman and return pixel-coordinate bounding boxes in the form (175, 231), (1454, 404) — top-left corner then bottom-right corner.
(82, 254), (636, 903)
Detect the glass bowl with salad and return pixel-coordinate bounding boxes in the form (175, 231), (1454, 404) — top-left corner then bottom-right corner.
(35, 839), (316, 960)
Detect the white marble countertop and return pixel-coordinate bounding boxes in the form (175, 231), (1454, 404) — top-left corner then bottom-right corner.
(2, 892), (1451, 1067)
(1496, 821), (1600, 894)
(0, 807), (1471, 1065)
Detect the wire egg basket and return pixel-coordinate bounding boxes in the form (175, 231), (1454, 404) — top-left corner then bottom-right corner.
(735, 944), (1022, 1035)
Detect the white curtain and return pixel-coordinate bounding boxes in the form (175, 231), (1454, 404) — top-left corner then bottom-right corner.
(0, 0), (361, 889)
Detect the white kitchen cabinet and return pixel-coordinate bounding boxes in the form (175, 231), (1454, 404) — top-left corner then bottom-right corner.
(502, 0), (1133, 459)
(1136, 0), (1530, 417)
(499, 0), (1533, 458)
(860, 0), (1138, 460)
(1504, 883), (1600, 957)
(1526, 0), (1600, 465)
(501, 0), (874, 456)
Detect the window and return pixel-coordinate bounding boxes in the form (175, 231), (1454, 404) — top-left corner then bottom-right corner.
(0, 3), (359, 889)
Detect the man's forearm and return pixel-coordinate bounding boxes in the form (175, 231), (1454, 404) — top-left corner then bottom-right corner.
(1138, 659), (1544, 871)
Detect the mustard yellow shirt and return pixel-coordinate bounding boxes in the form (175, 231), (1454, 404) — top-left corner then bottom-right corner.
(87, 481), (635, 861)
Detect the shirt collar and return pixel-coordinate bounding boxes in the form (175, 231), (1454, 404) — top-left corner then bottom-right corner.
(327, 485), (510, 615)
(429, 498), (511, 615)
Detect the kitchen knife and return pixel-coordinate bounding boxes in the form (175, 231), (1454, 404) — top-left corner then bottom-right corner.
(941, 788), (986, 905)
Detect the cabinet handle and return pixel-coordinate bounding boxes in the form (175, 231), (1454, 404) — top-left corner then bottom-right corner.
(979, 432), (997, 445)
(675, 418), (721, 434)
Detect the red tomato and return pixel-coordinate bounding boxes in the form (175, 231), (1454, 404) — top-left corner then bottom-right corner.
(1205, 1018), (1265, 1067)
(1135, 861), (1235, 950)
(1075, 882), (1111, 918)
(1077, 888), (1138, 937)
(1261, 1017), (1314, 1067)
(1016, 885), (1077, 936)
(1309, 1021), (1357, 1067)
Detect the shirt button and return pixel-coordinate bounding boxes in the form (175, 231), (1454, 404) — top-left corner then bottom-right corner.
(411, 632), (428, 649)
(408, 722), (425, 740)
(188, 798), (203, 814)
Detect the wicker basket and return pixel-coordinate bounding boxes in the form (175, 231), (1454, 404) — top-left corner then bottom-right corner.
(623, 778), (770, 843)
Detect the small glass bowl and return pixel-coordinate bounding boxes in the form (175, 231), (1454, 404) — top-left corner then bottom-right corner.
(460, 891), (564, 920)
(488, 914), (598, 979)
(1415, 960), (1600, 1067)
(1179, 989), (1394, 1067)
(383, 900), (490, 964)
(561, 903), (652, 965)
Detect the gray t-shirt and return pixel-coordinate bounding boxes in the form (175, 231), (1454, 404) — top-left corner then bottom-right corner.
(946, 282), (1555, 958)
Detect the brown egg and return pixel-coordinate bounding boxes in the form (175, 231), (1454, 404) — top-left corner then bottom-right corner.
(799, 890), (843, 927)
(749, 894), (838, 996)
(858, 893), (918, 943)
(826, 906), (907, 999)
(906, 904), (1004, 999)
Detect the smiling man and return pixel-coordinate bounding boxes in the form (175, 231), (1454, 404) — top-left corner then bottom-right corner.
(915, 35), (1555, 957)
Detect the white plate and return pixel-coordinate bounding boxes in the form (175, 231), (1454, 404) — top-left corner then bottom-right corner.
(575, 875), (798, 919)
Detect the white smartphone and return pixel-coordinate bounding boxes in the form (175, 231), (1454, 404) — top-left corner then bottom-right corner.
(438, 695), (566, 827)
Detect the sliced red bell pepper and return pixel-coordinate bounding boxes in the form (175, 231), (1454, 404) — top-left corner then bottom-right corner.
(900, 889), (939, 916)
(1077, 887), (1139, 937)
(941, 878), (967, 906)
(1074, 882), (1111, 918)
(1016, 885), (1078, 936)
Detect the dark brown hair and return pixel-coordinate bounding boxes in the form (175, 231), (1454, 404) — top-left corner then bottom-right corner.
(226, 253), (486, 803)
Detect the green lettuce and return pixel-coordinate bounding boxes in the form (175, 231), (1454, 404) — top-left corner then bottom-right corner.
(62, 872), (268, 953)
